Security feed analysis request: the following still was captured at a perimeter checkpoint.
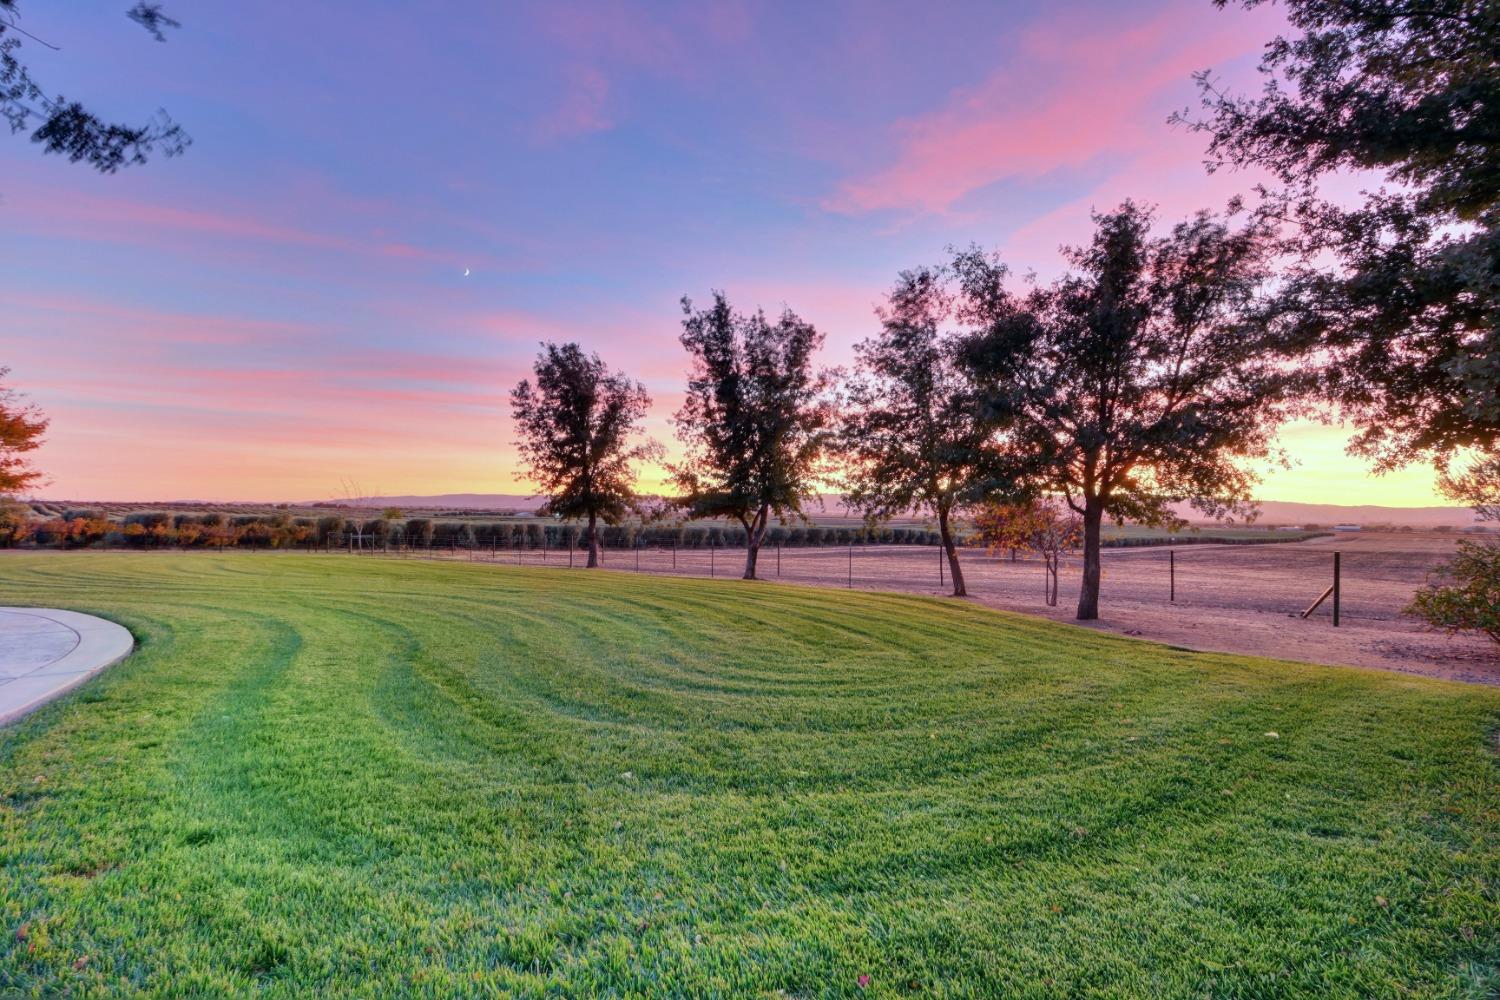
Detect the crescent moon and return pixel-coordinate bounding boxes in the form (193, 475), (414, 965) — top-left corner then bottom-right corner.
(463, 268), (471, 277)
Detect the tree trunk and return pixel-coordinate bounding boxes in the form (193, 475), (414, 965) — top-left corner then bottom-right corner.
(741, 506), (768, 580)
(937, 505), (967, 597)
(1076, 498), (1103, 620)
(586, 512), (600, 568)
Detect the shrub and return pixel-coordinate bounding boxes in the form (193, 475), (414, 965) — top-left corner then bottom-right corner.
(1408, 540), (1500, 644)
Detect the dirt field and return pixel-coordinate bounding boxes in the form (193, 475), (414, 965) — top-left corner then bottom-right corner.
(479, 531), (1498, 685)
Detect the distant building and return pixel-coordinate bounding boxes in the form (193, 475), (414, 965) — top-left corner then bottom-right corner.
(1332, 523), (1362, 532)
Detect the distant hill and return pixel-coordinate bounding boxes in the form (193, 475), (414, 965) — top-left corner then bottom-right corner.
(300, 493), (1480, 527)
(299, 493), (544, 511)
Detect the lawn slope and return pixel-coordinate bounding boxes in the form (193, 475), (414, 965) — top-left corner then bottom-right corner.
(0, 554), (1496, 998)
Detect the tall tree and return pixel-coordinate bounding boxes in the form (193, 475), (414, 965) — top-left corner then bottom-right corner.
(1178, 0), (1498, 479)
(956, 202), (1293, 620)
(673, 292), (834, 580)
(841, 266), (1003, 597)
(1, 2), (189, 172)
(0, 367), (47, 497)
(510, 343), (655, 568)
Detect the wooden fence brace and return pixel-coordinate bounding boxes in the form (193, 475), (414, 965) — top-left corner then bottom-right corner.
(1301, 584), (1334, 619)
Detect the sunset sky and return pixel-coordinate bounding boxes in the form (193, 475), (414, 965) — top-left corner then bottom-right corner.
(3, 0), (1452, 506)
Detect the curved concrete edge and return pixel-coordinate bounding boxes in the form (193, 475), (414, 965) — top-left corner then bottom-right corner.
(0, 608), (135, 727)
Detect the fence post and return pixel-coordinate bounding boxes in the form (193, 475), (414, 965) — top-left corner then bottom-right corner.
(710, 543), (715, 578)
(848, 542), (853, 588)
(636, 543), (641, 572)
(777, 543), (781, 578)
(672, 541), (676, 570)
(1170, 549), (1175, 603)
(938, 544), (944, 588)
(1333, 551), (1341, 627)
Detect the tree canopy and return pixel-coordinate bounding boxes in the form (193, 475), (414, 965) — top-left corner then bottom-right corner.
(673, 292), (835, 580)
(1179, 0), (1499, 474)
(957, 202), (1294, 619)
(510, 342), (655, 568)
(0, 367), (47, 497)
(841, 266), (1005, 596)
(1, 2), (189, 172)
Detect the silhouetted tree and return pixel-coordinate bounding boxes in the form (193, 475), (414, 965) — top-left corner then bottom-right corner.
(958, 202), (1293, 620)
(841, 266), (1005, 596)
(1179, 0), (1498, 479)
(1, 2), (189, 172)
(673, 292), (835, 580)
(0, 367), (46, 496)
(510, 342), (655, 568)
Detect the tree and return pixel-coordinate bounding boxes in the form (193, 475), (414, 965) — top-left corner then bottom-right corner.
(510, 342), (655, 568)
(1440, 455), (1500, 523)
(673, 292), (835, 580)
(957, 202), (1293, 620)
(1408, 540), (1500, 645)
(1178, 0), (1499, 479)
(974, 499), (1082, 607)
(0, 368), (46, 497)
(841, 266), (1004, 596)
(1, 2), (189, 172)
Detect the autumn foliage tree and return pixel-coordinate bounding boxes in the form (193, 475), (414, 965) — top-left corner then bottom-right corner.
(510, 342), (656, 568)
(841, 266), (1001, 597)
(673, 293), (835, 580)
(957, 203), (1294, 620)
(975, 499), (1081, 607)
(0, 368), (47, 497)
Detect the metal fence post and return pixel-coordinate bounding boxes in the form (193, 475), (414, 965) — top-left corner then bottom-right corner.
(1333, 551), (1341, 627)
(1170, 549), (1175, 603)
(938, 544), (944, 588)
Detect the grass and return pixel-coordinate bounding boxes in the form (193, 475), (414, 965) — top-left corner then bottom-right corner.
(0, 553), (1496, 998)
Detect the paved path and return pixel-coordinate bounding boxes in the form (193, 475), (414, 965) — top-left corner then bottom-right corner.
(0, 608), (134, 725)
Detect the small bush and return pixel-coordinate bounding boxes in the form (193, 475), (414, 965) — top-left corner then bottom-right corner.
(1408, 540), (1500, 644)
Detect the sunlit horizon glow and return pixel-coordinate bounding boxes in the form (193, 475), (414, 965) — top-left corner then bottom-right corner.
(4, 1), (1453, 508)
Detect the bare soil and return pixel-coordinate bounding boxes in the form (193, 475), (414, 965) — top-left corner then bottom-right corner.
(496, 531), (1498, 685)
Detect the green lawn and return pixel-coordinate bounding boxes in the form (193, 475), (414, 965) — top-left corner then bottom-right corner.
(0, 554), (1496, 998)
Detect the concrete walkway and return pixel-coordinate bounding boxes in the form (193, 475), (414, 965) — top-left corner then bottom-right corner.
(0, 608), (134, 726)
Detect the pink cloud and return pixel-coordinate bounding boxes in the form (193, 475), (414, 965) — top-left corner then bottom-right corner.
(535, 66), (614, 142)
(5, 185), (482, 271)
(822, 3), (1275, 218)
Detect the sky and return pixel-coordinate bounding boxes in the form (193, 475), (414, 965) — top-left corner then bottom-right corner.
(1, 0), (1454, 506)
